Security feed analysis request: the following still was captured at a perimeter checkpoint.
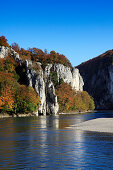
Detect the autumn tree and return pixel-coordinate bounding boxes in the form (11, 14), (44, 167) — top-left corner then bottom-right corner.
(56, 83), (95, 112)
(14, 85), (40, 113)
(0, 36), (9, 47)
(0, 56), (41, 114)
(0, 56), (19, 81)
(0, 73), (16, 112)
(11, 42), (20, 52)
(19, 48), (31, 60)
(56, 83), (76, 112)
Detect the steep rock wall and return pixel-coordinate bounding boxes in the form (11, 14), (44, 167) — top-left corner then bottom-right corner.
(77, 51), (113, 109)
(25, 62), (84, 114)
(45, 63), (84, 91)
(0, 46), (84, 115)
(0, 46), (19, 60)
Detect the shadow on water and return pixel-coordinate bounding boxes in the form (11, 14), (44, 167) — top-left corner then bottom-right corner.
(0, 111), (113, 169)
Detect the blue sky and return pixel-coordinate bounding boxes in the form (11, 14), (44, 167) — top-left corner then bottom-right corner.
(0, 0), (113, 66)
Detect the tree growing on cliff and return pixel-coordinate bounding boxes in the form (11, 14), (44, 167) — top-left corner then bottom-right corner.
(11, 42), (20, 52)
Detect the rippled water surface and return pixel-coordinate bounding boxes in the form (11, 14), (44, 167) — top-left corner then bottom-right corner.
(0, 112), (113, 169)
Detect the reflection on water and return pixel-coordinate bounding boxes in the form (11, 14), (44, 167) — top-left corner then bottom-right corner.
(0, 112), (113, 169)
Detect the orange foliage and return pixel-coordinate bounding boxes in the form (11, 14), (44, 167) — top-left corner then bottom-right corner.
(0, 72), (41, 113)
(0, 56), (18, 78)
(15, 85), (40, 105)
(28, 48), (72, 68)
(14, 85), (41, 113)
(0, 85), (14, 111)
(56, 83), (76, 112)
(19, 48), (31, 60)
(0, 58), (5, 71)
(11, 42), (20, 52)
(0, 73), (15, 111)
(0, 36), (9, 47)
(56, 83), (95, 112)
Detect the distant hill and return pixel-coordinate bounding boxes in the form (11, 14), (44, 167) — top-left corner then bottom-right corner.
(77, 50), (113, 109)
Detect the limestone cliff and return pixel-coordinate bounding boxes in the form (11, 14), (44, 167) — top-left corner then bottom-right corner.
(0, 46), (20, 60)
(0, 46), (84, 115)
(77, 50), (113, 109)
(53, 64), (83, 91)
(25, 61), (83, 115)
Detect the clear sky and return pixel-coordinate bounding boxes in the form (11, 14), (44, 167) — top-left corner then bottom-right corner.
(0, 0), (113, 66)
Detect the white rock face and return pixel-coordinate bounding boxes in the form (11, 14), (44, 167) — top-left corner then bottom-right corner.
(72, 68), (84, 91)
(0, 46), (9, 58)
(44, 63), (84, 91)
(0, 46), (20, 61)
(35, 73), (46, 115)
(10, 48), (20, 60)
(45, 64), (52, 78)
(25, 61), (59, 115)
(46, 81), (59, 115)
(25, 60), (46, 115)
(53, 64), (84, 91)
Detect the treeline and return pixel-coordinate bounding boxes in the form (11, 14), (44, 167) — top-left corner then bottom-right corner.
(0, 36), (72, 68)
(77, 49), (113, 79)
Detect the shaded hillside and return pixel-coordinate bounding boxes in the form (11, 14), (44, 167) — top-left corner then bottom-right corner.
(77, 50), (113, 109)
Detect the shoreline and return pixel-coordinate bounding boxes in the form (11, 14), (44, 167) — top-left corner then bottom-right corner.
(0, 109), (113, 119)
(0, 110), (96, 119)
(0, 113), (36, 119)
(59, 110), (97, 115)
(69, 118), (113, 133)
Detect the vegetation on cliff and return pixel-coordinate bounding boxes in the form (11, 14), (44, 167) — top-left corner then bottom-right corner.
(0, 55), (40, 114)
(0, 35), (95, 114)
(56, 83), (95, 112)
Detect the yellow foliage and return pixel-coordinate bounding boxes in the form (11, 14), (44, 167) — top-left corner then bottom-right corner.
(56, 83), (95, 112)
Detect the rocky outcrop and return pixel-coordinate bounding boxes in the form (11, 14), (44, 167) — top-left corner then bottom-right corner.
(25, 60), (47, 115)
(0, 46), (84, 115)
(46, 81), (59, 115)
(25, 61), (59, 115)
(45, 63), (84, 91)
(0, 46), (9, 58)
(26, 62), (84, 115)
(0, 46), (20, 61)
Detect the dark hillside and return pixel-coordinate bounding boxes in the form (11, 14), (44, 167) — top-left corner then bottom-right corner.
(77, 50), (113, 109)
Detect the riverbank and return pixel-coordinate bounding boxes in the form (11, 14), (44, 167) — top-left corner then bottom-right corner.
(69, 118), (113, 133)
(0, 110), (96, 118)
(0, 113), (36, 118)
(59, 110), (96, 115)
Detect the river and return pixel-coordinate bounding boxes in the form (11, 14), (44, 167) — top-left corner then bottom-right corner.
(0, 111), (113, 169)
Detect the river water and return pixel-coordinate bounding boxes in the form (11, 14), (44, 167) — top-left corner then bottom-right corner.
(0, 112), (113, 169)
